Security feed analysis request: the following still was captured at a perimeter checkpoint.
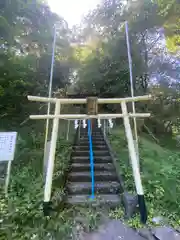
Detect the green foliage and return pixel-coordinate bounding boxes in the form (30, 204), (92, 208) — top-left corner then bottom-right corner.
(155, 0), (180, 53)
(73, 0), (174, 99)
(109, 207), (124, 220)
(0, 0), (72, 128)
(0, 131), (72, 239)
(0, 0), (179, 237)
(146, 86), (180, 137)
(109, 127), (180, 228)
(74, 34), (144, 98)
(0, 120), (103, 239)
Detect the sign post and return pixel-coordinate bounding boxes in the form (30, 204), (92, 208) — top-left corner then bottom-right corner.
(0, 132), (17, 197)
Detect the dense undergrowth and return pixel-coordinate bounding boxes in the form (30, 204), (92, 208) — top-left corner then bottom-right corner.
(109, 126), (180, 228)
(0, 122), (104, 239)
(0, 122), (180, 239)
(0, 120), (73, 239)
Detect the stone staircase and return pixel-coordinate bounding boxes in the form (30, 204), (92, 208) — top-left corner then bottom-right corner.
(64, 125), (180, 240)
(66, 125), (122, 206)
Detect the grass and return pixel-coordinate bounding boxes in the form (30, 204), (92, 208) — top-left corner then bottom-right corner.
(108, 126), (180, 228)
(0, 120), (104, 239)
(0, 120), (73, 239)
(1, 120), (180, 239)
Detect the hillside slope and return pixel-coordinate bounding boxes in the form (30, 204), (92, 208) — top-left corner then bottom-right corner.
(108, 127), (180, 227)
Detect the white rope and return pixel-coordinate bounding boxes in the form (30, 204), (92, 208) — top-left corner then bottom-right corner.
(74, 120), (79, 129)
(108, 119), (114, 128)
(98, 118), (102, 128)
(83, 119), (87, 128)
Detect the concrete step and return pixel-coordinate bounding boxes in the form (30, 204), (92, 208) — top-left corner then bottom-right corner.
(76, 141), (106, 146)
(67, 181), (120, 194)
(85, 220), (147, 240)
(74, 145), (107, 151)
(80, 130), (102, 133)
(80, 137), (104, 141)
(80, 134), (103, 137)
(67, 194), (121, 206)
(80, 136), (104, 141)
(80, 129), (101, 132)
(72, 156), (112, 163)
(80, 132), (102, 135)
(68, 171), (117, 182)
(71, 163), (115, 172)
(72, 150), (110, 157)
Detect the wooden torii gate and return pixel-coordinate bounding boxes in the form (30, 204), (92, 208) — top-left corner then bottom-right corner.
(27, 94), (152, 223)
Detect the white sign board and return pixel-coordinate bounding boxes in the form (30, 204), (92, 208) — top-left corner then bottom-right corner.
(0, 132), (17, 162)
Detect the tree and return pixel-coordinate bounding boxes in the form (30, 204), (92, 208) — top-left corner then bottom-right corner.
(0, 0), (72, 128)
(155, 0), (180, 53)
(71, 0), (180, 135)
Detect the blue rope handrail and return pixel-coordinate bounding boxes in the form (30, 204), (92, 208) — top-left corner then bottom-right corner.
(87, 119), (95, 199)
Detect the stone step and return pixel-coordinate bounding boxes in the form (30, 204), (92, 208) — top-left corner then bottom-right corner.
(71, 163), (115, 172)
(80, 133), (103, 137)
(80, 132), (102, 135)
(74, 145), (107, 151)
(80, 129), (101, 132)
(85, 220), (147, 240)
(68, 171), (117, 182)
(67, 181), (120, 194)
(80, 132), (103, 135)
(72, 150), (110, 157)
(76, 140), (106, 146)
(80, 130), (102, 133)
(152, 226), (180, 240)
(80, 137), (104, 141)
(72, 156), (112, 163)
(67, 194), (121, 206)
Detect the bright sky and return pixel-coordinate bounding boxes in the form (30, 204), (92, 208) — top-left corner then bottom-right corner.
(47, 0), (99, 27)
